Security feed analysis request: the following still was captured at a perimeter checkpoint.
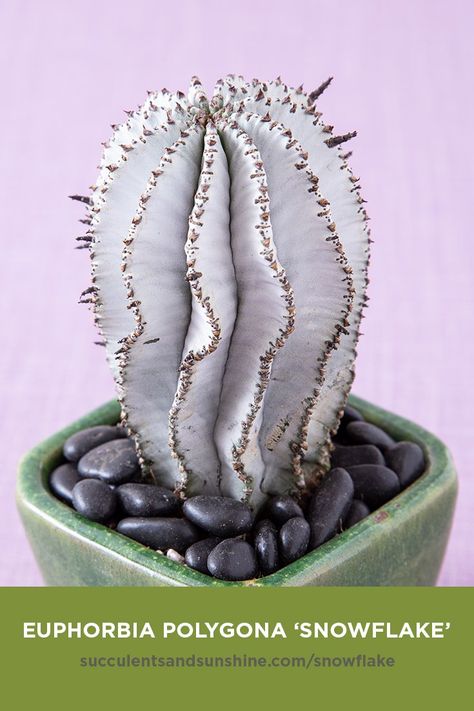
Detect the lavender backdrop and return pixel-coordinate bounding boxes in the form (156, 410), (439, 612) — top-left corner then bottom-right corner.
(1, 0), (472, 585)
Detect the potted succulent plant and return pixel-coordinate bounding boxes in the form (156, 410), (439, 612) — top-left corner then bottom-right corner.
(17, 75), (457, 586)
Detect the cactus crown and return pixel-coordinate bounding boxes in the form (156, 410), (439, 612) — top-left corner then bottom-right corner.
(74, 75), (370, 509)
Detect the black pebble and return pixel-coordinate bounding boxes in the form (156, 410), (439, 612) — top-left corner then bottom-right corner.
(185, 537), (221, 575)
(279, 517), (310, 565)
(78, 439), (140, 484)
(341, 405), (365, 428)
(63, 425), (127, 462)
(265, 495), (304, 527)
(385, 442), (426, 488)
(49, 463), (81, 505)
(308, 467), (354, 550)
(334, 405), (366, 444)
(331, 443), (385, 469)
(116, 517), (200, 553)
(346, 421), (395, 452)
(207, 539), (258, 581)
(346, 464), (401, 509)
(72, 479), (117, 523)
(254, 520), (279, 575)
(117, 483), (180, 517)
(343, 499), (370, 529)
(182, 495), (253, 537)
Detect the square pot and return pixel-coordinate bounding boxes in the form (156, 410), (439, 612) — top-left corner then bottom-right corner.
(17, 395), (457, 586)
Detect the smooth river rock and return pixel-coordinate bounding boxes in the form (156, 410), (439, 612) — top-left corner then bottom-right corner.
(207, 539), (258, 581)
(78, 439), (140, 484)
(343, 499), (371, 529)
(71, 478), (117, 523)
(279, 517), (310, 564)
(264, 495), (304, 527)
(346, 464), (401, 509)
(341, 405), (365, 428)
(346, 421), (396, 452)
(182, 495), (253, 537)
(116, 517), (201, 553)
(49, 463), (81, 504)
(254, 519), (279, 575)
(117, 483), (180, 517)
(308, 467), (354, 550)
(331, 443), (385, 469)
(385, 442), (426, 488)
(63, 425), (127, 462)
(184, 537), (221, 575)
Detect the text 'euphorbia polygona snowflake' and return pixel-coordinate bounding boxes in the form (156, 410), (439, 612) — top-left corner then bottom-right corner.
(74, 75), (370, 510)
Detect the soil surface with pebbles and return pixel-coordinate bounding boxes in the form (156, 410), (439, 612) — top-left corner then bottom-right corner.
(49, 405), (426, 581)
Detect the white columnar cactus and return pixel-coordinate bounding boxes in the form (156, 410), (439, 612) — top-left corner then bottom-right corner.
(75, 75), (370, 509)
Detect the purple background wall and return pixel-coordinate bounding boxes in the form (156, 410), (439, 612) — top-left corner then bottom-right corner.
(1, 0), (472, 585)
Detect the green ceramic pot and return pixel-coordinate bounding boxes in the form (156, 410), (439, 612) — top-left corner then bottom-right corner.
(17, 395), (457, 586)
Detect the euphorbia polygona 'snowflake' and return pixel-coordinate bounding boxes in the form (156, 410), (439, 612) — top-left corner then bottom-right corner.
(74, 75), (370, 509)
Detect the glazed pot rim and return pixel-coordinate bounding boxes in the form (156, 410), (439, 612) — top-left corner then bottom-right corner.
(16, 394), (456, 587)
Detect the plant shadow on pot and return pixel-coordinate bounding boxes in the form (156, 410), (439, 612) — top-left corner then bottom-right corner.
(17, 395), (457, 587)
